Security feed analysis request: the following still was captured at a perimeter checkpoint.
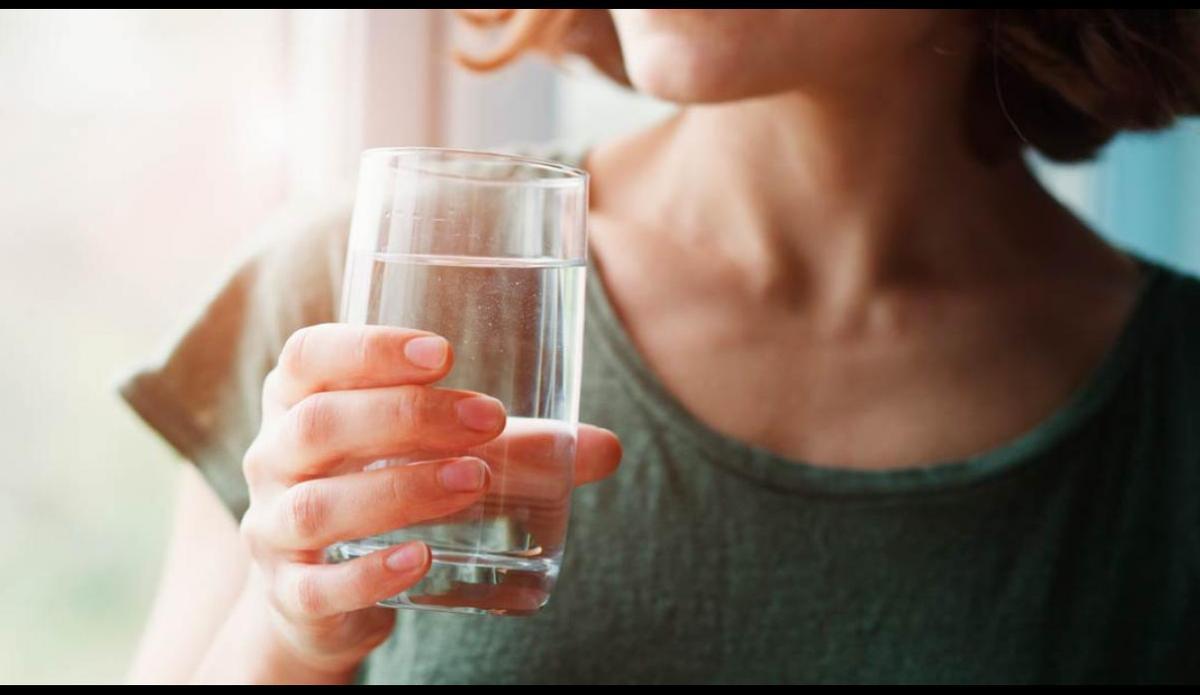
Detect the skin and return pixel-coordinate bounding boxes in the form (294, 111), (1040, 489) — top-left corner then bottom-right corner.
(128, 9), (1141, 684)
(131, 325), (622, 684)
(591, 9), (1138, 468)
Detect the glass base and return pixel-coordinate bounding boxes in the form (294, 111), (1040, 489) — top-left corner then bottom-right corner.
(326, 540), (559, 617)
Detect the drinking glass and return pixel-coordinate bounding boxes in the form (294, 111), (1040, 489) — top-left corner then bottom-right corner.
(325, 147), (589, 616)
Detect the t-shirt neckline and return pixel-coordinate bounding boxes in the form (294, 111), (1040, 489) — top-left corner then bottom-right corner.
(584, 245), (1166, 498)
(556, 139), (1167, 498)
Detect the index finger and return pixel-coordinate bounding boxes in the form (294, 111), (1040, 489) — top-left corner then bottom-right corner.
(265, 323), (454, 410)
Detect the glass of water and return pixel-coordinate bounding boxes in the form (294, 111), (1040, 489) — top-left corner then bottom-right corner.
(326, 147), (588, 616)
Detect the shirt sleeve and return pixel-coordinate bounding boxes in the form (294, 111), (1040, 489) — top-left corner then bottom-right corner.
(117, 195), (353, 522)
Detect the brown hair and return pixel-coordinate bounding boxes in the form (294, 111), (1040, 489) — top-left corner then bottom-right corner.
(454, 9), (1200, 163)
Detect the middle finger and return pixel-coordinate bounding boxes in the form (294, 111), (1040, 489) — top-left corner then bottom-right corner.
(251, 385), (507, 484)
(266, 455), (492, 550)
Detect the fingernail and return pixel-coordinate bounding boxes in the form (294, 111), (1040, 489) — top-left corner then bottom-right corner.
(455, 396), (505, 432)
(385, 542), (427, 572)
(437, 457), (488, 492)
(404, 336), (448, 370)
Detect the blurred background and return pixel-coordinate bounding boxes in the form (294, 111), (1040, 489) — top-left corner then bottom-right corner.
(0, 9), (1196, 684)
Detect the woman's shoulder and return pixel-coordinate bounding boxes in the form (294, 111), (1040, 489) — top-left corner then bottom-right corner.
(1128, 258), (1200, 553)
(1145, 257), (1200, 348)
(1128, 256), (1200, 463)
(250, 189), (355, 326)
(1154, 260), (1200, 409)
(116, 188), (355, 521)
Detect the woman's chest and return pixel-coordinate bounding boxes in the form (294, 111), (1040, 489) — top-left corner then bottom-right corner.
(364, 429), (1192, 683)
(593, 278), (1125, 470)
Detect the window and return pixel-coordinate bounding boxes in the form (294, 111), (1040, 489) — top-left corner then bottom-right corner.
(0, 9), (446, 683)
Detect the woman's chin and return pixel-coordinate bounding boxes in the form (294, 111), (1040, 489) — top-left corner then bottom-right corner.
(620, 40), (763, 105)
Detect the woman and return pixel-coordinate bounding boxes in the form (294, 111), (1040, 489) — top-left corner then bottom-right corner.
(121, 10), (1200, 684)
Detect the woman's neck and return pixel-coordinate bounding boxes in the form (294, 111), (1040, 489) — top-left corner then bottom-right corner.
(587, 60), (1130, 319)
(582, 52), (1144, 469)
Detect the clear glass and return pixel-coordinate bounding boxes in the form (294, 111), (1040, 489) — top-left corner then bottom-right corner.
(325, 147), (589, 616)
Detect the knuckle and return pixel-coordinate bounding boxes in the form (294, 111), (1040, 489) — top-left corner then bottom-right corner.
(386, 466), (417, 515)
(348, 559), (385, 607)
(388, 386), (423, 435)
(238, 507), (264, 551)
(289, 393), (337, 451)
(241, 438), (269, 483)
(279, 326), (314, 377)
(283, 481), (328, 545)
(356, 328), (399, 371)
(289, 569), (325, 618)
(261, 368), (285, 405)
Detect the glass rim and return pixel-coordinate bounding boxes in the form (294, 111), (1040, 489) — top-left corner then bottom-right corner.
(359, 146), (589, 189)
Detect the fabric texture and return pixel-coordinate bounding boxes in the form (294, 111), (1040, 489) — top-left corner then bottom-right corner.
(118, 143), (1200, 684)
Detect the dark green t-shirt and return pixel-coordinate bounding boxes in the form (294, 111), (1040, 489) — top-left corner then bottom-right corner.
(120, 145), (1200, 684)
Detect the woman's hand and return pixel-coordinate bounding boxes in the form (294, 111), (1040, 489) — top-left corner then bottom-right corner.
(233, 323), (622, 680)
